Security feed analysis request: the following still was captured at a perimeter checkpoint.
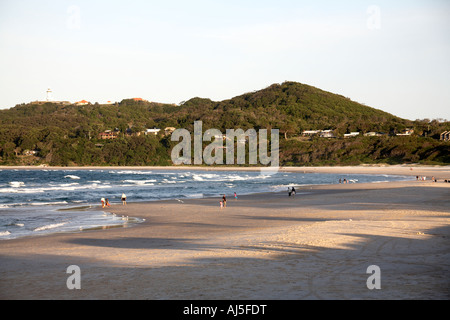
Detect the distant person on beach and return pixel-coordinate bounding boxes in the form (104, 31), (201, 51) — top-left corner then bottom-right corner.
(291, 187), (296, 196)
(105, 198), (110, 207)
(222, 195), (227, 208)
(234, 192), (238, 200)
(288, 187), (292, 197)
(101, 197), (105, 208)
(121, 193), (127, 205)
(220, 201), (223, 210)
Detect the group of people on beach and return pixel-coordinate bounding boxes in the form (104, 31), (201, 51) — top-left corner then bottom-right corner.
(101, 193), (127, 208)
(288, 187), (296, 197)
(219, 192), (238, 209)
(416, 176), (439, 182)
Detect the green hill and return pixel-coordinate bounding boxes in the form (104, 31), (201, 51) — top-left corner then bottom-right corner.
(0, 81), (449, 166)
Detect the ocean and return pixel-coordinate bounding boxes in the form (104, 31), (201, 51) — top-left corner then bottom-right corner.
(0, 168), (412, 240)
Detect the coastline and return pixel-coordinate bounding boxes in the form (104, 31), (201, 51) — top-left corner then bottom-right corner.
(0, 167), (449, 299)
(1, 164), (449, 180)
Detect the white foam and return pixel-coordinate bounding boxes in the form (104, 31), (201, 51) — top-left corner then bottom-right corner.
(0, 231), (11, 237)
(9, 181), (25, 188)
(60, 183), (80, 187)
(185, 193), (204, 199)
(192, 175), (204, 181)
(64, 175), (81, 180)
(29, 201), (69, 206)
(123, 179), (157, 185)
(112, 170), (153, 175)
(0, 182), (113, 194)
(34, 222), (67, 232)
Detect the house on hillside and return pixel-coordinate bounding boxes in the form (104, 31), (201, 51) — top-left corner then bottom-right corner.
(319, 130), (335, 138)
(145, 128), (161, 136)
(364, 132), (387, 137)
(302, 130), (320, 137)
(302, 130), (336, 138)
(75, 100), (90, 106)
(98, 130), (119, 140)
(396, 128), (414, 136)
(344, 132), (360, 138)
(125, 128), (142, 137)
(23, 150), (38, 156)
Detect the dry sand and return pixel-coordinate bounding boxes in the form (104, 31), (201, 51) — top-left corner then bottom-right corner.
(0, 166), (449, 300)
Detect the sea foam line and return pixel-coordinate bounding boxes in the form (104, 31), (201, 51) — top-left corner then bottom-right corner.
(34, 222), (68, 232)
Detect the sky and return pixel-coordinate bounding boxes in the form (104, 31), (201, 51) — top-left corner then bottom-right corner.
(0, 0), (449, 120)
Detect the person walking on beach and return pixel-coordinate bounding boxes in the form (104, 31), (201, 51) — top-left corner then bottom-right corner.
(222, 194), (227, 208)
(121, 193), (127, 205)
(234, 192), (238, 200)
(291, 187), (296, 196)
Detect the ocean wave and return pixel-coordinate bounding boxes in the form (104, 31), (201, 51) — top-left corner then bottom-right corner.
(0, 231), (11, 237)
(9, 181), (25, 188)
(29, 201), (69, 206)
(60, 183), (80, 187)
(111, 170), (153, 175)
(184, 193), (204, 199)
(64, 175), (81, 180)
(34, 222), (68, 232)
(0, 183), (112, 194)
(123, 179), (157, 185)
(192, 174), (220, 181)
(161, 179), (176, 184)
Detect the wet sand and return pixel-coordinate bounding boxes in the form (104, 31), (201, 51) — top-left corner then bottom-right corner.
(0, 166), (449, 300)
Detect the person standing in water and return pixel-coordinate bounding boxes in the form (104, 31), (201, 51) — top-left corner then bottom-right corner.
(222, 194), (227, 208)
(121, 193), (127, 205)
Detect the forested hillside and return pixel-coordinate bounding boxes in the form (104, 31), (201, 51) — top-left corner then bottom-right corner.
(0, 82), (449, 166)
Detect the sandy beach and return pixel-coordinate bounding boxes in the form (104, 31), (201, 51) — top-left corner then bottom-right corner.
(0, 166), (449, 300)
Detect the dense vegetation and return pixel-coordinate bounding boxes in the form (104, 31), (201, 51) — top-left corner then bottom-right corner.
(0, 82), (449, 166)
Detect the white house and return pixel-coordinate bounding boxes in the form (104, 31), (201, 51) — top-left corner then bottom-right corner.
(302, 130), (320, 136)
(396, 129), (414, 136)
(145, 128), (161, 136)
(344, 132), (360, 138)
(319, 130), (335, 138)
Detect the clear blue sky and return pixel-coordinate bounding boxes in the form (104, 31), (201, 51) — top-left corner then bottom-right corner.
(0, 0), (449, 120)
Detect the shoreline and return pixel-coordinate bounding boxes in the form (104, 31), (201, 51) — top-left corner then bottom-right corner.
(1, 164), (449, 180)
(0, 168), (449, 299)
